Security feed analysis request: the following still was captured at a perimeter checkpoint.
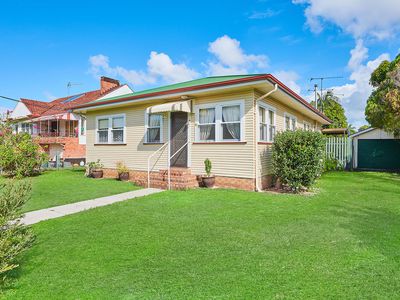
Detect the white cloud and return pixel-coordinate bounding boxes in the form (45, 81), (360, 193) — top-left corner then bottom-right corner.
(89, 52), (199, 86)
(206, 35), (268, 76)
(293, 0), (400, 40)
(43, 91), (57, 101)
(249, 9), (281, 19)
(329, 41), (390, 127)
(274, 70), (302, 94)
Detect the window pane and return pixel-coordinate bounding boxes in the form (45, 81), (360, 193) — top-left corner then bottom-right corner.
(259, 107), (265, 123)
(291, 119), (296, 130)
(269, 110), (274, 125)
(285, 116), (290, 130)
(199, 108), (215, 124)
(260, 124), (267, 141)
(148, 128), (160, 143)
(98, 131), (108, 143)
(222, 105), (240, 122)
(222, 123), (240, 140)
(269, 125), (276, 141)
(199, 124), (215, 141)
(112, 129), (124, 142)
(98, 119), (108, 130)
(112, 117), (124, 129)
(149, 114), (161, 127)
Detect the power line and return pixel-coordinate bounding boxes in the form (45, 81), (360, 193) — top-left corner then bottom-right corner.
(309, 76), (343, 112)
(0, 95), (20, 103)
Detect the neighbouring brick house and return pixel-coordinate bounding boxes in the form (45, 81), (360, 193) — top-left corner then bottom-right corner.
(9, 77), (133, 164)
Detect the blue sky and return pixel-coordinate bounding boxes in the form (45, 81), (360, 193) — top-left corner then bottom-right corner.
(1, 0), (399, 127)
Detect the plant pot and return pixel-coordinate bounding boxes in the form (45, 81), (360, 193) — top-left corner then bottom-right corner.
(202, 176), (215, 188)
(118, 172), (129, 181)
(91, 170), (103, 179)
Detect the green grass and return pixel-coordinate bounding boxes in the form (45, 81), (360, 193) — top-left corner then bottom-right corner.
(4, 172), (400, 298)
(1, 168), (140, 212)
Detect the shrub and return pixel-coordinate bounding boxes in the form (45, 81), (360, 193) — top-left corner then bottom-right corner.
(324, 157), (344, 172)
(204, 158), (212, 177)
(116, 161), (129, 174)
(272, 130), (325, 192)
(0, 180), (34, 285)
(0, 123), (47, 178)
(85, 160), (103, 177)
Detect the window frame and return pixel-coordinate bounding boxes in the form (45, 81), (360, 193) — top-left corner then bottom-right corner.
(195, 100), (245, 142)
(303, 121), (311, 131)
(95, 114), (126, 144)
(258, 103), (276, 142)
(284, 113), (297, 131)
(144, 112), (164, 144)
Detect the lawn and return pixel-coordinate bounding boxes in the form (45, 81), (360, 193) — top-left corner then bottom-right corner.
(3, 171), (400, 299)
(0, 168), (140, 212)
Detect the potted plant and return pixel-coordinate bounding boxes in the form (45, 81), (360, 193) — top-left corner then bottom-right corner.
(116, 161), (129, 181)
(202, 158), (215, 188)
(86, 159), (104, 178)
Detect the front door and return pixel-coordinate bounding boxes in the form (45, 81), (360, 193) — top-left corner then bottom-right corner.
(170, 112), (188, 167)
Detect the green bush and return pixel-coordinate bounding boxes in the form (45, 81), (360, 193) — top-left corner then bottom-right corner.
(0, 124), (48, 178)
(0, 180), (34, 285)
(324, 157), (344, 172)
(272, 130), (325, 192)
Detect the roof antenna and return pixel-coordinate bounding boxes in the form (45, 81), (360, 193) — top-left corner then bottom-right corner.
(67, 82), (82, 95)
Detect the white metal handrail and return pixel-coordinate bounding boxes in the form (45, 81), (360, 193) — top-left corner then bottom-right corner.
(168, 141), (188, 190)
(147, 142), (169, 188)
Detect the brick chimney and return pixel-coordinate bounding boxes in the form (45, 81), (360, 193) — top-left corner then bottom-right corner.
(100, 76), (120, 94)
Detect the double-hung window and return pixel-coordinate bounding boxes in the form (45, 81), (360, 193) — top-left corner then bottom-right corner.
(284, 113), (297, 131)
(303, 121), (311, 131)
(146, 113), (163, 143)
(96, 114), (126, 144)
(195, 100), (244, 142)
(258, 104), (276, 142)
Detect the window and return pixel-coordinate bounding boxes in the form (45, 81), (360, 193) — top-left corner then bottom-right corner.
(80, 117), (86, 136)
(146, 113), (163, 143)
(21, 123), (33, 134)
(195, 100), (244, 142)
(198, 108), (215, 141)
(96, 114), (125, 144)
(303, 121), (311, 131)
(258, 104), (276, 142)
(284, 113), (297, 131)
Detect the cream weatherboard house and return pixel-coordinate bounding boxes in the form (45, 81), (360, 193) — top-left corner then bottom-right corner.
(73, 74), (331, 190)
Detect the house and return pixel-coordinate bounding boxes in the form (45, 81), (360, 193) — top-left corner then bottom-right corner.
(73, 74), (331, 190)
(9, 77), (133, 164)
(351, 127), (400, 171)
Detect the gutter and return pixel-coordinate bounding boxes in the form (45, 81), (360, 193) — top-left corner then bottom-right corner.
(254, 84), (278, 192)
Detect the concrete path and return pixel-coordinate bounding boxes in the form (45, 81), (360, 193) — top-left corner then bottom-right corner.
(21, 188), (163, 225)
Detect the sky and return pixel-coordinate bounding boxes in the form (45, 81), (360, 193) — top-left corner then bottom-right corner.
(1, 0), (399, 128)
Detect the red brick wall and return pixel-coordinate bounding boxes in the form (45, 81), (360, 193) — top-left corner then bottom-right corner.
(100, 77), (120, 94)
(39, 137), (85, 159)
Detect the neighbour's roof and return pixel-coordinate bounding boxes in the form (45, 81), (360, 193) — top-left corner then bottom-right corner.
(349, 127), (375, 138)
(73, 74), (331, 123)
(20, 99), (52, 116)
(321, 128), (349, 135)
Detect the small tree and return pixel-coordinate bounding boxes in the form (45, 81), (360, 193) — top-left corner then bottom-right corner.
(204, 158), (212, 177)
(272, 130), (325, 192)
(0, 123), (47, 178)
(0, 180), (34, 285)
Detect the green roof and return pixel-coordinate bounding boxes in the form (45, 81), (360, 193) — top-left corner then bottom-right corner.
(94, 74), (263, 103)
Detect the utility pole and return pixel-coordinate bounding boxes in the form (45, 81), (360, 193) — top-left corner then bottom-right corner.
(310, 76), (343, 112)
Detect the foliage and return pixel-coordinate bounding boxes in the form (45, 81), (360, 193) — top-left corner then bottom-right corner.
(4, 172), (400, 299)
(204, 158), (212, 177)
(324, 157), (344, 172)
(358, 125), (371, 132)
(0, 180), (34, 285)
(0, 123), (48, 178)
(365, 53), (400, 136)
(85, 159), (103, 177)
(272, 130), (325, 192)
(312, 92), (348, 128)
(348, 124), (357, 135)
(116, 161), (129, 174)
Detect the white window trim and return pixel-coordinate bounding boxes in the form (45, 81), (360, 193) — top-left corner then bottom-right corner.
(258, 102), (276, 142)
(284, 112), (297, 131)
(144, 112), (164, 143)
(194, 99), (245, 142)
(95, 113), (126, 144)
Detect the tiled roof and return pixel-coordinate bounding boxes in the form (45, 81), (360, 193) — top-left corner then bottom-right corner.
(20, 99), (52, 116)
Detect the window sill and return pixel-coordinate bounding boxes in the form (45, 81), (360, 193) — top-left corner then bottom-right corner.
(193, 141), (247, 145)
(258, 141), (273, 145)
(94, 143), (127, 146)
(143, 142), (164, 145)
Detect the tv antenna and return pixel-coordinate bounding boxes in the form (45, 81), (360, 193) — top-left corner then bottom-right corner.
(67, 82), (83, 95)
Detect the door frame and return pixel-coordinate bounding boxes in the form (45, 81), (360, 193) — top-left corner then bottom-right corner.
(169, 111), (191, 168)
